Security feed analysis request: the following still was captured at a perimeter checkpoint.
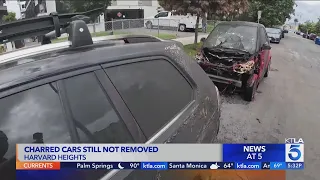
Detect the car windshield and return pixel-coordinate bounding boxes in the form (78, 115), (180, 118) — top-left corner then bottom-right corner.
(203, 24), (257, 54)
(266, 28), (281, 34)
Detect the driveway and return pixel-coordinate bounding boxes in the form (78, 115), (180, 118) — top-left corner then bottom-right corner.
(217, 32), (320, 180)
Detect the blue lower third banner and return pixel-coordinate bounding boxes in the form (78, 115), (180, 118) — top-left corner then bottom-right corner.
(60, 162), (235, 170)
(223, 144), (285, 162)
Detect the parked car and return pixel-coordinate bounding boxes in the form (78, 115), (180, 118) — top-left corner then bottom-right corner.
(303, 33), (308, 38)
(197, 21), (272, 101)
(145, 11), (202, 32)
(266, 28), (282, 43)
(0, 11), (221, 180)
(309, 33), (317, 40)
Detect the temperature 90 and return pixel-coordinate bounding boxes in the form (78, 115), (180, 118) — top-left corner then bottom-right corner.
(130, 163), (140, 169)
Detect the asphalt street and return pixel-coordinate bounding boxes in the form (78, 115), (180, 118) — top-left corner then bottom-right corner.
(216, 32), (320, 179)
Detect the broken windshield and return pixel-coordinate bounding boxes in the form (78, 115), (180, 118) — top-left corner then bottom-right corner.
(203, 24), (257, 54)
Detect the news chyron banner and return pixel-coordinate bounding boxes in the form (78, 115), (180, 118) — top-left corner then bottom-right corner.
(15, 139), (304, 172)
(223, 138), (304, 170)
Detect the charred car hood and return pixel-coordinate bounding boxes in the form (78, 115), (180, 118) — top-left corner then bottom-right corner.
(202, 47), (251, 64)
(197, 47), (256, 76)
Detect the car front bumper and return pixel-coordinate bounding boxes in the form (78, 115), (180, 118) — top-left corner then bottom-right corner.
(269, 37), (280, 42)
(207, 74), (242, 88)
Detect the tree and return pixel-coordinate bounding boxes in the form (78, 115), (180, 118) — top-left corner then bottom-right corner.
(2, 12), (16, 22)
(158, 0), (248, 44)
(240, 0), (295, 27)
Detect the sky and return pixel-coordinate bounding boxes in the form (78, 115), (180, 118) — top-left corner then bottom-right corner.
(289, 1), (320, 23)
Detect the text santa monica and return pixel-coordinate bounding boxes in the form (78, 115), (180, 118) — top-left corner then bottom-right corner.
(24, 146), (159, 153)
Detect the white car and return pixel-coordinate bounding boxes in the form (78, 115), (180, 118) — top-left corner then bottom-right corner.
(145, 11), (202, 32)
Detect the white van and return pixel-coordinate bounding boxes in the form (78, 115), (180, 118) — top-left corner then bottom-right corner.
(145, 11), (202, 32)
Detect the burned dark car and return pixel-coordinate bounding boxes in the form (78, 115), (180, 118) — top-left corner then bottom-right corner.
(197, 21), (272, 101)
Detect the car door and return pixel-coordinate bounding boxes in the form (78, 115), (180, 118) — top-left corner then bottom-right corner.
(99, 57), (197, 180)
(258, 27), (270, 81)
(155, 12), (169, 27)
(0, 66), (145, 180)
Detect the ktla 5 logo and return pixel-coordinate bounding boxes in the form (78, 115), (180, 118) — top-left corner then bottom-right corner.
(285, 144), (304, 162)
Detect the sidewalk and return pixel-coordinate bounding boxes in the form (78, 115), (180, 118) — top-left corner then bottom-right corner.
(172, 34), (209, 45)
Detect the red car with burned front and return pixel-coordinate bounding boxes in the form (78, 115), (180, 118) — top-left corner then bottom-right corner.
(197, 21), (272, 101)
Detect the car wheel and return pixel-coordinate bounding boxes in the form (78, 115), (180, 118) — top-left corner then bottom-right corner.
(244, 76), (258, 102)
(179, 24), (186, 32)
(146, 21), (152, 29)
(264, 63), (270, 77)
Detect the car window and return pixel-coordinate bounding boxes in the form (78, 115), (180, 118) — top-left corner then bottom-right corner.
(260, 27), (268, 47)
(0, 83), (71, 164)
(156, 12), (168, 18)
(62, 72), (134, 143)
(106, 59), (193, 139)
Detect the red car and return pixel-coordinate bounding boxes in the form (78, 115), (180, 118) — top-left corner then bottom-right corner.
(197, 21), (272, 101)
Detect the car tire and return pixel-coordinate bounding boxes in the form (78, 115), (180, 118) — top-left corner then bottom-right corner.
(244, 76), (257, 102)
(146, 21), (153, 29)
(178, 24), (186, 32)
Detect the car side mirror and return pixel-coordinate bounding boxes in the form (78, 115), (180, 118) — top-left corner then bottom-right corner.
(262, 43), (271, 50)
(200, 37), (206, 42)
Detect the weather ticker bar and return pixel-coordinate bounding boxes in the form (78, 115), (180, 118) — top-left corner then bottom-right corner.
(17, 162), (304, 170)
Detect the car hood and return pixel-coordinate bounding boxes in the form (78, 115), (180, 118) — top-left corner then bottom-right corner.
(267, 33), (280, 38)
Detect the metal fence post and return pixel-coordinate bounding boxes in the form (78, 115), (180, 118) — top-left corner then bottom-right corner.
(122, 20), (124, 30)
(111, 18), (114, 34)
(158, 18), (160, 37)
(176, 20), (179, 37)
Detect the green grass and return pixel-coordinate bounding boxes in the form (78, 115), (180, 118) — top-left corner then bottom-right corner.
(183, 43), (202, 57)
(52, 31), (176, 43)
(207, 24), (215, 33)
(156, 33), (176, 40)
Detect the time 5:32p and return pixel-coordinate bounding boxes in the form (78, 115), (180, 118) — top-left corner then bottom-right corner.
(287, 162), (304, 170)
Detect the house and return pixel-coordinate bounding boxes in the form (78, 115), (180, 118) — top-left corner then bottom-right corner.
(106, 0), (162, 20)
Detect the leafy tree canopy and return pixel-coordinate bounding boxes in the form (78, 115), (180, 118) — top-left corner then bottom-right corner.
(241, 0), (295, 27)
(2, 12), (16, 22)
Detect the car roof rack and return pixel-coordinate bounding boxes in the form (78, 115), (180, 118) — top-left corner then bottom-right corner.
(0, 8), (103, 48)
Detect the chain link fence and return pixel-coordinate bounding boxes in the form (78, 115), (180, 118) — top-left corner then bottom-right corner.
(86, 18), (217, 40)
(101, 18), (182, 39)
(52, 19), (221, 44)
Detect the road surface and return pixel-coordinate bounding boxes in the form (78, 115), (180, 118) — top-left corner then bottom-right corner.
(217, 32), (320, 180)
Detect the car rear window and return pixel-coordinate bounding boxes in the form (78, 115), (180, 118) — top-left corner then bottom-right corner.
(105, 59), (193, 138)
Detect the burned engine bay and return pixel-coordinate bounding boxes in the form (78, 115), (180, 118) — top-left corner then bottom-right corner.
(197, 47), (258, 80)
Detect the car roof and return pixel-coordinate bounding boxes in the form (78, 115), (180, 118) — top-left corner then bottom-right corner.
(217, 21), (265, 28)
(0, 34), (163, 64)
(0, 36), (177, 92)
